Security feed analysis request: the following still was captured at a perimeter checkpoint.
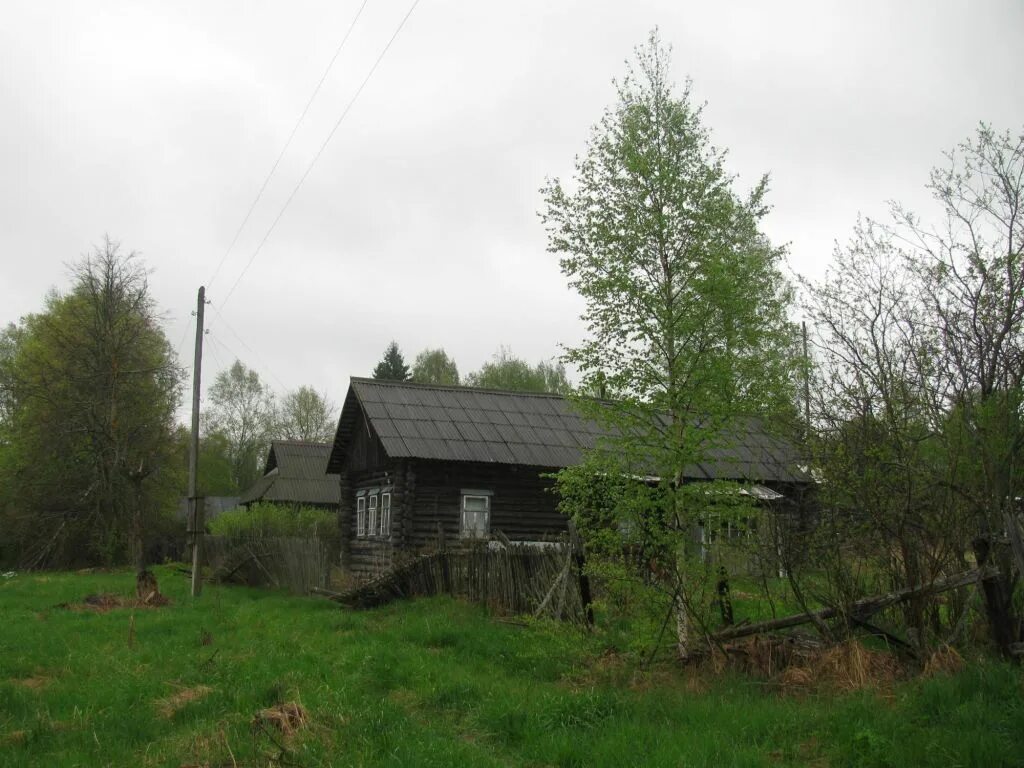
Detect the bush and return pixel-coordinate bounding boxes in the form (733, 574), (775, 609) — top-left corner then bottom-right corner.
(208, 502), (337, 543)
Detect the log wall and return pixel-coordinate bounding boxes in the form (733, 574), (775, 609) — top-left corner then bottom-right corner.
(346, 467), (400, 578)
(405, 459), (568, 550)
(336, 404), (570, 579)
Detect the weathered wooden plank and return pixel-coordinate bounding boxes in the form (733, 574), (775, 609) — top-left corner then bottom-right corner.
(713, 567), (996, 642)
(323, 544), (585, 621)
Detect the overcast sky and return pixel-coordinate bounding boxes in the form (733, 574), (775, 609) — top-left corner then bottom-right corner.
(3, 0), (1023, 418)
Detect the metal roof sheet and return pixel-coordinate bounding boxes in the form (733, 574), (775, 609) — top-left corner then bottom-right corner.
(241, 440), (340, 506)
(325, 378), (808, 482)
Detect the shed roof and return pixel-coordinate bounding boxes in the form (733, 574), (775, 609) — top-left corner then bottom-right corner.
(327, 378), (807, 484)
(239, 440), (340, 506)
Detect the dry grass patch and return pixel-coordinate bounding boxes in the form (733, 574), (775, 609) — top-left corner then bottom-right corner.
(156, 685), (214, 718)
(922, 644), (965, 677)
(716, 636), (902, 694)
(252, 702), (307, 737)
(59, 592), (171, 612)
(11, 674), (53, 690)
(1, 730), (28, 747)
(811, 640), (901, 692)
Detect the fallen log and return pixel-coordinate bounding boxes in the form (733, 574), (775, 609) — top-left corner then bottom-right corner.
(712, 567), (996, 643)
(850, 617), (918, 657)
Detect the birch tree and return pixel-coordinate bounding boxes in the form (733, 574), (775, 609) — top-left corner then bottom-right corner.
(411, 348), (460, 386)
(541, 32), (798, 658)
(278, 386), (337, 443)
(205, 360), (276, 491)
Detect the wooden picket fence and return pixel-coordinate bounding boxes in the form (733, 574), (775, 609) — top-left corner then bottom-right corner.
(317, 541), (590, 624)
(205, 535), (332, 595)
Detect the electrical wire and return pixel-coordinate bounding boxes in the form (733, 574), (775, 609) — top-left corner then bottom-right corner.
(205, 0), (373, 294)
(205, 330), (246, 377)
(204, 331), (228, 374)
(207, 301), (289, 391)
(175, 311), (196, 362)
(218, 0), (422, 312)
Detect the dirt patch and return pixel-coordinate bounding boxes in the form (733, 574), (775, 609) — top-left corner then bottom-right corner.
(796, 736), (831, 767)
(252, 702), (307, 737)
(561, 648), (632, 689)
(58, 592), (171, 613)
(156, 685), (213, 718)
(1, 730), (28, 747)
(627, 661), (713, 695)
(11, 675), (52, 690)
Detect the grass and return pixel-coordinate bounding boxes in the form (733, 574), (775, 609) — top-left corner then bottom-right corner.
(1, 567), (1022, 767)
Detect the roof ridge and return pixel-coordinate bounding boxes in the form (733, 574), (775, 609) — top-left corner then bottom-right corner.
(349, 376), (570, 400)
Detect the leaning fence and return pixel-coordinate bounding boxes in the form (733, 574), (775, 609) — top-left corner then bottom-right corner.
(204, 535), (332, 595)
(319, 541), (590, 624)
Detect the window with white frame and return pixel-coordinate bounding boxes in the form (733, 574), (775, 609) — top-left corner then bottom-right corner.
(356, 492), (367, 538)
(460, 490), (491, 538)
(368, 492), (379, 537)
(380, 491), (392, 538)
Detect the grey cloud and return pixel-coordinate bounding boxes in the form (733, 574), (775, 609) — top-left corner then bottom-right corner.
(2, 0), (1022, 413)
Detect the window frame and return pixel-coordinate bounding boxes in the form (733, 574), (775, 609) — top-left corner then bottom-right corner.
(355, 492), (367, 538)
(367, 492), (379, 538)
(380, 490), (392, 538)
(460, 489), (492, 539)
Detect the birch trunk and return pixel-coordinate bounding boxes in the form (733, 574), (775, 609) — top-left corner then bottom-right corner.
(675, 591), (689, 661)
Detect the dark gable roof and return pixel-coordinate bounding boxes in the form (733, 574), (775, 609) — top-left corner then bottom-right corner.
(327, 378), (807, 484)
(263, 440), (333, 477)
(240, 440), (340, 506)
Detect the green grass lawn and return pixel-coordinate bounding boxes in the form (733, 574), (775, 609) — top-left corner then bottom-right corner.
(1, 567), (1022, 767)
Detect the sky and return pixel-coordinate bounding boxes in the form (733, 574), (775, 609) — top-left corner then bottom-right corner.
(2, 0), (1023, 419)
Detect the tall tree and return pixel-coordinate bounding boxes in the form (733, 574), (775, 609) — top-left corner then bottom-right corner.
(895, 125), (1024, 656)
(174, 426), (238, 497)
(278, 386), (337, 443)
(801, 223), (965, 643)
(205, 359), (275, 491)
(541, 32), (798, 657)
(803, 125), (1024, 656)
(372, 341), (410, 381)
(0, 239), (183, 569)
(464, 347), (572, 394)
(411, 348), (460, 386)
(0, 322), (20, 427)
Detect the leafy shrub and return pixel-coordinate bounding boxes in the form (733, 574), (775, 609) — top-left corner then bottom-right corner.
(208, 502), (337, 543)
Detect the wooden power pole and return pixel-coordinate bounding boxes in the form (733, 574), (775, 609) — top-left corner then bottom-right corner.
(188, 286), (206, 597)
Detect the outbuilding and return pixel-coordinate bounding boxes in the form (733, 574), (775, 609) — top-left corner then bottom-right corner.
(240, 440), (340, 511)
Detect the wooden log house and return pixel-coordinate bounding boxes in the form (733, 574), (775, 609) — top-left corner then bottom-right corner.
(326, 378), (809, 579)
(239, 440), (341, 511)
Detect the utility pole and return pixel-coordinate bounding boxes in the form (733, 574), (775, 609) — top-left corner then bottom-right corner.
(188, 286), (206, 597)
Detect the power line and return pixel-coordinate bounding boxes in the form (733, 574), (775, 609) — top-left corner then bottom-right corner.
(205, 330), (247, 378)
(206, 300), (289, 391)
(205, 0), (372, 294)
(205, 331), (228, 374)
(219, 0), (422, 312)
(175, 311), (196, 362)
